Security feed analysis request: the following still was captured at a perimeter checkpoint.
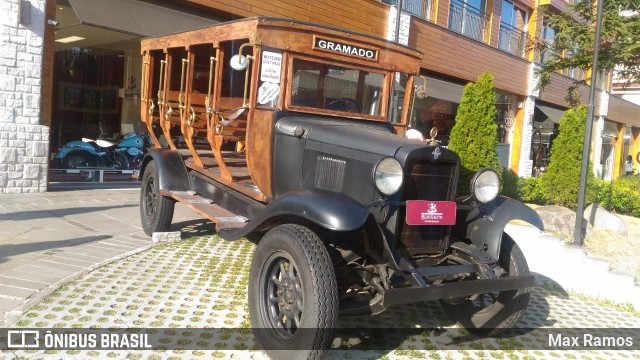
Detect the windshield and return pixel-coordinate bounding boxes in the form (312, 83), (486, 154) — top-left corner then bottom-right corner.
(290, 58), (385, 116)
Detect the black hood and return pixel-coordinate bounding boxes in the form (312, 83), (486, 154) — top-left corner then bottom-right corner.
(276, 117), (459, 163)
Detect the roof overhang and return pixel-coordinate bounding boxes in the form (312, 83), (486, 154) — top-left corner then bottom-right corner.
(67, 0), (217, 37)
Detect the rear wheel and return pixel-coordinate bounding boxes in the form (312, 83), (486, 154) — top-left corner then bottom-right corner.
(140, 160), (174, 235)
(249, 224), (338, 359)
(439, 234), (530, 336)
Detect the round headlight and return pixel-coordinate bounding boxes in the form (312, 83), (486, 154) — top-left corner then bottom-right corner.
(374, 157), (404, 196)
(471, 169), (500, 203)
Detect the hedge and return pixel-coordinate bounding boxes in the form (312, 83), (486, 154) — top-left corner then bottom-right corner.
(516, 175), (640, 218)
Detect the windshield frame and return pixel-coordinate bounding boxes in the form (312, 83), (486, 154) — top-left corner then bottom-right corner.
(284, 54), (392, 122)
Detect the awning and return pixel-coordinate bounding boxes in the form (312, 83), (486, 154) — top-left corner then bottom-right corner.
(68, 0), (218, 37)
(425, 76), (466, 104)
(535, 104), (566, 124)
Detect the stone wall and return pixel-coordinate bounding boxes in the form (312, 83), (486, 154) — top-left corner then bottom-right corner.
(0, 0), (49, 193)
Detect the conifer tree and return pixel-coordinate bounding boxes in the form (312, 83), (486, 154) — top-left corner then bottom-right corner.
(448, 72), (501, 196)
(539, 105), (593, 208)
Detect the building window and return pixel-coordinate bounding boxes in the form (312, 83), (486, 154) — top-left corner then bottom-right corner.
(383, 0), (432, 21)
(599, 120), (619, 180)
(403, 0), (432, 20)
(498, 0), (527, 57)
(623, 125), (633, 175)
(449, 0), (489, 42)
(539, 19), (557, 63)
(410, 98), (458, 145)
(495, 93), (516, 144)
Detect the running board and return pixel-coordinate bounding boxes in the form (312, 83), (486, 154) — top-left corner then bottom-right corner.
(164, 190), (248, 232)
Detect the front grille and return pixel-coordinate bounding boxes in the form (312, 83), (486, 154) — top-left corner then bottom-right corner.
(396, 159), (458, 256)
(314, 155), (346, 191)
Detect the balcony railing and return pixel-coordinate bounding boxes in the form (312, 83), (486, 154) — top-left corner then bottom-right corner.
(498, 22), (526, 57)
(448, 0), (489, 42)
(402, 0), (431, 20)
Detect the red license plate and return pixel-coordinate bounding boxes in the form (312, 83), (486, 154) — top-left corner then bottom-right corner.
(406, 200), (457, 225)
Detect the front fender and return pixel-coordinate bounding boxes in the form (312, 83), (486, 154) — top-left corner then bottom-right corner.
(218, 188), (370, 241)
(452, 195), (544, 261)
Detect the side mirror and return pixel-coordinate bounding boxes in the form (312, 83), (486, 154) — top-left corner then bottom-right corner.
(230, 54), (249, 71)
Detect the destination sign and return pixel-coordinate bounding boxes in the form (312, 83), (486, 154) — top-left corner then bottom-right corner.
(313, 36), (378, 61)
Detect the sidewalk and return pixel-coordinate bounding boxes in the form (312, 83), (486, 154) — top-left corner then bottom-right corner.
(0, 184), (204, 326)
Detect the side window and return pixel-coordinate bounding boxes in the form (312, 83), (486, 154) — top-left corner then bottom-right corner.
(391, 73), (409, 124)
(191, 44), (216, 95)
(165, 47), (187, 121)
(219, 39), (251, 110)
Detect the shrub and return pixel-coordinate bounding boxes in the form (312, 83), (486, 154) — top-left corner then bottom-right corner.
(539, 105), (594, 208)
(610, 176), (640, 217)
(502, 169), (520, 199)
(448, 72), (501, 196)
(587, 178), (612, 209)
(517, 176), (545, 204)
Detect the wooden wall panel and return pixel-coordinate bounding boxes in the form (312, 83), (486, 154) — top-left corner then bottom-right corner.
(514, 0), (536, 10)
(538, 73), (579, 107)
(409, 18), (530, 96)
(436, 0), (451, 27)
(487, 0), (500, 47)
(608, 95), (640, 127)
(182, 0), (390, 38)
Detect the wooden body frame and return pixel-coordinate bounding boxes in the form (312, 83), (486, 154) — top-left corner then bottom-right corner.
(140, 17), (422, 200)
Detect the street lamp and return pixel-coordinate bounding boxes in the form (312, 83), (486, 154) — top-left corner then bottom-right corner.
(573, 0), (605, 246)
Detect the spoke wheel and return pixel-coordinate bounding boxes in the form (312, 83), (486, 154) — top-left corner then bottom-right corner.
(139, 160), (175, 235)
(439, 234), (530, 336)
(249, 224), (338, 359)
(265, 254), (304, 338)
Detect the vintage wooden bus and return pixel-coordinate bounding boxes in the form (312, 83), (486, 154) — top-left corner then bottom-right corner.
(138, 17), (542, 359)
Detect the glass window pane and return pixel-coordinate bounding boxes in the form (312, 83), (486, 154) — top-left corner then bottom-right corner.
(291, 58), (385, 116)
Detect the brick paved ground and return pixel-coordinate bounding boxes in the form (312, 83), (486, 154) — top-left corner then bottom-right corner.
(2, 235), (639, 359)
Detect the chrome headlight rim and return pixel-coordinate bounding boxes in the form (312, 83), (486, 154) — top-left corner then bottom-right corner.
(373, 157), (404, 197)
(470, 168), (500, 203)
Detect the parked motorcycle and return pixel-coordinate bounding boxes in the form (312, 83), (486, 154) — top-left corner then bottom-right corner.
(52, 133), (147, 170)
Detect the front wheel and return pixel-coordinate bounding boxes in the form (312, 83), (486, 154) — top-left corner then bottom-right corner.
(140, 160), (175, 235)
(440, 234), (530, 336)
(249, 224), (338, 360)
(64, 152), (95, 169)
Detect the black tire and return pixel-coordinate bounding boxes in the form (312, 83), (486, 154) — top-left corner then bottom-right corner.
(439, 234), (530, 336)
(140, 160), (175, 236)
(64, 152), (94, 169)
(249, 224), (338, 360)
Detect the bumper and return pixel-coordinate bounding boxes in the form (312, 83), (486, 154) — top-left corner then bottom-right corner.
(381, 274), (535, 308)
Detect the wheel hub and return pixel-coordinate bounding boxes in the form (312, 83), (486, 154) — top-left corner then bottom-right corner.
(267, 258), (303, 335)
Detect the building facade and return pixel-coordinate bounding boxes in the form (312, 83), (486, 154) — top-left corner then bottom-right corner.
(1, 0), (50, 193)
(1, 0), (639, 193)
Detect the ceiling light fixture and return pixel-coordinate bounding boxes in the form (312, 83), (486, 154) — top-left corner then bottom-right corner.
(55, 36), (85, 43)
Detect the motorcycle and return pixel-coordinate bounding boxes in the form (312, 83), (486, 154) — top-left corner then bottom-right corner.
(52, 133), (147, 170)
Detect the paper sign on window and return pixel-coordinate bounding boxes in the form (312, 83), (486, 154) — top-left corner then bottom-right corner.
(260, 51), (282, 84)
